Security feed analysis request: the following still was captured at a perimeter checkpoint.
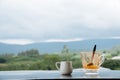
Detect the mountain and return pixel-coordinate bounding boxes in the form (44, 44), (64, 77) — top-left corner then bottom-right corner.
(0, 39), (120, 54)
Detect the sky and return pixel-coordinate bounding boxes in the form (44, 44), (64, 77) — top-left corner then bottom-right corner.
(0, 0), (120, 45)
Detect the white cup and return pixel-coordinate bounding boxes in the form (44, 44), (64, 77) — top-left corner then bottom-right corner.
(55, 61), (73, 75)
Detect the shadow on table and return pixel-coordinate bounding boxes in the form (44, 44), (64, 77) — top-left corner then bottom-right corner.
(60, 74), (72, 79)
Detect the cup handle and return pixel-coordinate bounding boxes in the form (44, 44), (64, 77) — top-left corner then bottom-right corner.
(98, 54), (105, 67)
(55, 62), (60, 70)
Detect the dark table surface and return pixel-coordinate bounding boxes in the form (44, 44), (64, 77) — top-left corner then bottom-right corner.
(0, 67), (120, 79)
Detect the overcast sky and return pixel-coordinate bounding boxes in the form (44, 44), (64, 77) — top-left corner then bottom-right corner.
(0, 0), (120, 44)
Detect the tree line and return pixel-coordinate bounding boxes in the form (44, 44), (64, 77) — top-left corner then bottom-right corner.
(0, 45), (120, 70)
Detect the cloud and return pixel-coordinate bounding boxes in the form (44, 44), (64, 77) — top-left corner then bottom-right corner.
(44, 38), (84, 42)
(0, 39), (34, 45)
(0, 0), (120, 44)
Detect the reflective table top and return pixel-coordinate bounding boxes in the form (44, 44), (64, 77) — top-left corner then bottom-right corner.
(0, 67), (120, 79)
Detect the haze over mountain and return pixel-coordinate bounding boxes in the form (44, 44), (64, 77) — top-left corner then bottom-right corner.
(0, 39), (120, 54)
